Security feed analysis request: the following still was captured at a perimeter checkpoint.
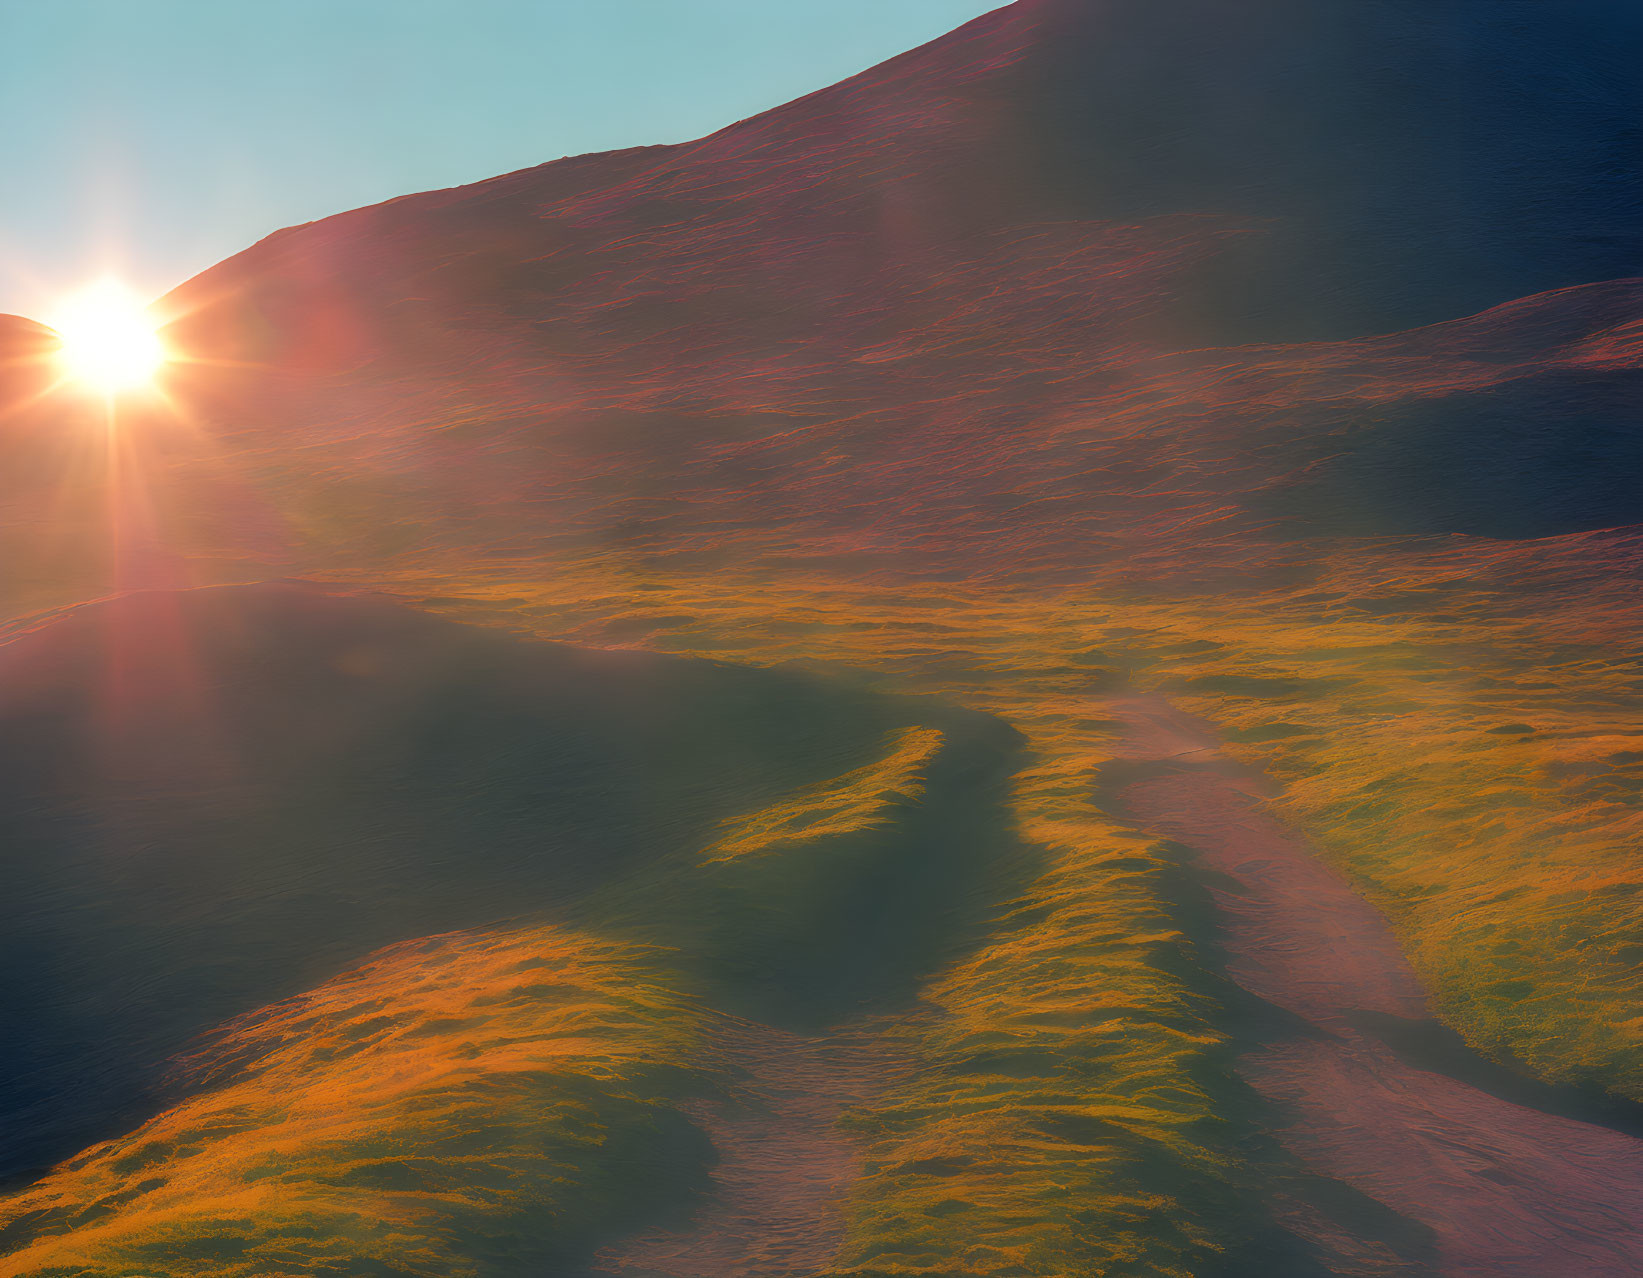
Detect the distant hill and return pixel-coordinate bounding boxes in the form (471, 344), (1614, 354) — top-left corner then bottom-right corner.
(170, 0), (1641, 352)
(0, 314), (57, 400)
(139, 0), (1640, 585)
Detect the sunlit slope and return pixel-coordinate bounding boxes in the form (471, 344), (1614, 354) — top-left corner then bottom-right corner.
(0, 581), (1414, 1278)
(0, 925), (719, 1277)
(0, 315), (57, 396)
(510, 544), (1641, 1116)
(166, 0), (1639, 364)
(410, 556), (1639, 1274)
(0, 583), (1022, 1184)
(0, 0), (1634, 606)
(8, 569), (1637, 1273)
(5, 0), (1636, 600)
(4, 275), (1637, 632)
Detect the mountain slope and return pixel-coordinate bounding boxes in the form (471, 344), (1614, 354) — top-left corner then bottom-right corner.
(2, 2), (1641, 1274)
(111, 0), (1636, 591)
(170, 0), (1640, 360)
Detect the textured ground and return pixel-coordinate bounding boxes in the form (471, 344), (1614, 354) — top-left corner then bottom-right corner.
(1, 0), (1640, 1273)
(1111, 697), (1643, 1277)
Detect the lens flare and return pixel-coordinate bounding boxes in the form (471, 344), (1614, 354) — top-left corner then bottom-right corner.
(51, 280), (166, 394)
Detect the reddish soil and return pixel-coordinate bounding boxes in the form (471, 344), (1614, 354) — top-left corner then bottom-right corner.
(1112, 696), (1643, 1277)
(587, 1018), (911, 1278)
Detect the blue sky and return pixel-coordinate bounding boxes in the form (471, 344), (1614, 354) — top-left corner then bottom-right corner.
(0, 1), (998, 316)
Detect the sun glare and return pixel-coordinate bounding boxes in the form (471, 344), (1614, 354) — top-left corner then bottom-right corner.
(51, 280), (166, 395)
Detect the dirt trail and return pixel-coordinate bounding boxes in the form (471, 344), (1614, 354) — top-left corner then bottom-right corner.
(586, 1018), (910, 1278)
(1110, 695), (1643, 1277)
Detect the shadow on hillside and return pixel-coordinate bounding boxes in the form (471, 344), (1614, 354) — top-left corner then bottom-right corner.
(1250, 371), (1643, 539)
(587, 706), (1032, 1028)
(0, 583), (1026, 1183)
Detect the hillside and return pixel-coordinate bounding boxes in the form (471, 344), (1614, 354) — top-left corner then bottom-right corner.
(2, 1), (1641, 1274)
(0, 583), (1019, 1184)
(0, 314), (57, 404)
(137, 0), (1640, 575)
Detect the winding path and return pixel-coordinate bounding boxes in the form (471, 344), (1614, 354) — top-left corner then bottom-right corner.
(586, 1018), (909, 1278)
(1110, 695), (1643, 1277)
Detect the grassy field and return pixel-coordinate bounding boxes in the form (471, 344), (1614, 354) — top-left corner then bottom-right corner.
(358, 534), (1639, 1271)
(0, 516), (1638, 1277)
(0, 925), (718, 1277)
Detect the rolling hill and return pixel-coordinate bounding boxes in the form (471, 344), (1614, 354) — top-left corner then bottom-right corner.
(2, 1), (1641, 1274)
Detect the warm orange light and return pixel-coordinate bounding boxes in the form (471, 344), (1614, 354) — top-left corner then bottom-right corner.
(50, 280), (166, 395)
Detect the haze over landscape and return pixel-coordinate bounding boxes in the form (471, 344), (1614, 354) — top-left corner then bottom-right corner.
(0, 0), (996, 315)
(1, 2), (1641, 1276)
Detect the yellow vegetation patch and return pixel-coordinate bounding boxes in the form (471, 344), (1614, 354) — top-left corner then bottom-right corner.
(824, 729), (1235, 1277)
(0, 925), (714, 1277)
(5, 526), (1639, 1270)
(705, 725), (945, 862)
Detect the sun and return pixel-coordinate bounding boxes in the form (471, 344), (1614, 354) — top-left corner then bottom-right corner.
(50, 280), (167, 395)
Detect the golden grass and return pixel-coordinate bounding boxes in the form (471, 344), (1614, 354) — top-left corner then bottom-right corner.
(2, 526), (1638, 1272)
(391, 547), (1642, 1258)
(0, 925), (716, 1277)
(705, 725), (944, 863)
(822, 728), (1236, 1277)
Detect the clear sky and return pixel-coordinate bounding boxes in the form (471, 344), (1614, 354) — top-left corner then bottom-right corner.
(0, 0), (999, 318)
